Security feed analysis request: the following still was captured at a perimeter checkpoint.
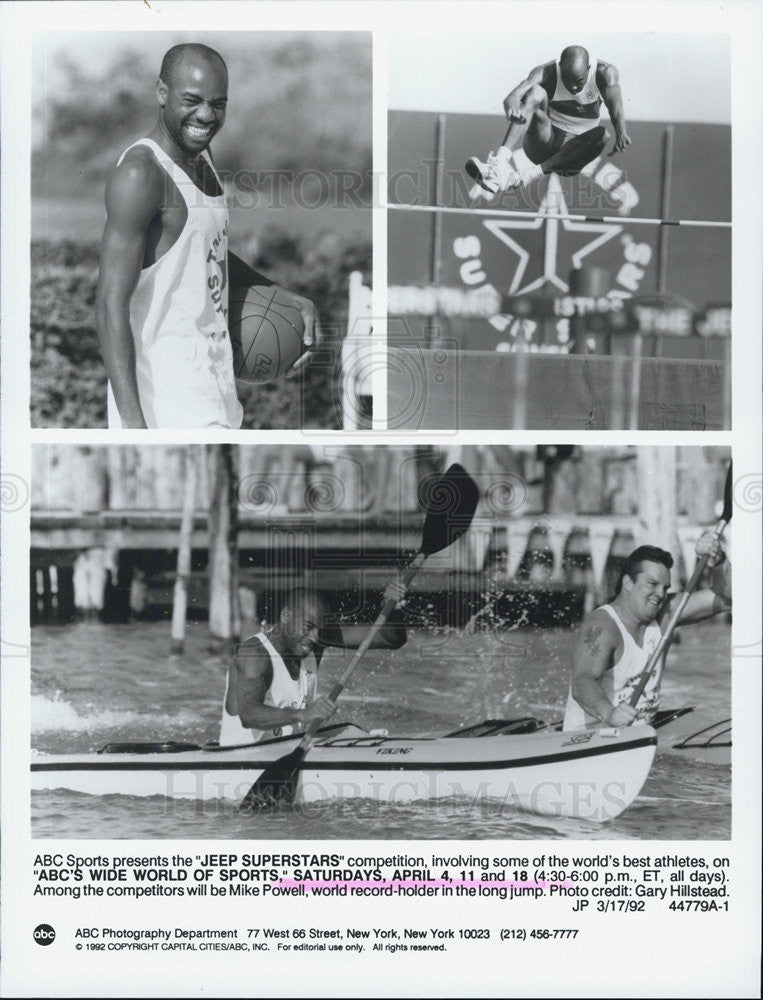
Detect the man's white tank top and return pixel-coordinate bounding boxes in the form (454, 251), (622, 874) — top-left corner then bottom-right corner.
(107, 138), (243, 429)
(563, 604), (663, 730)
(548, 58), (603, 136)
(219, 632), (318, 745)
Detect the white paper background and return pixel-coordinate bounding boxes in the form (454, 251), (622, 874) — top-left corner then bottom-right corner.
(1, 1), (760, 996)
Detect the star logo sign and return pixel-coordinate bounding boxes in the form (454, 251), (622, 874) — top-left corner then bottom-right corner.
(481, 174), (622, 296)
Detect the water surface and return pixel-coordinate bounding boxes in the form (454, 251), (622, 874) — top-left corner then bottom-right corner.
(31, 619), (731, 840)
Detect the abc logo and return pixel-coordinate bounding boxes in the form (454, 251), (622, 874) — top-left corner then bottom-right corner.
(33, 923), (56, 946)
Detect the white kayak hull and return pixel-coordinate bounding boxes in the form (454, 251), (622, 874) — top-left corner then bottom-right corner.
(32, 723), (657, 822)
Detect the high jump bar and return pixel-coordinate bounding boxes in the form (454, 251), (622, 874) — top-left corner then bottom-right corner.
(388, 203), (731, 228)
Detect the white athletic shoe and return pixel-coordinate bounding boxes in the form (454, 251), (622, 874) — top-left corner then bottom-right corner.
(466, 147), (521, 193)
(464, 148), (506, 192)
(465, 153), (498, 192)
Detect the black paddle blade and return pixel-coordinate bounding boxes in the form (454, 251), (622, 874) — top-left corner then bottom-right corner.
(239, 746), (305, 813)
(721, 462), (733, 523)
(419, 463), (480, 557)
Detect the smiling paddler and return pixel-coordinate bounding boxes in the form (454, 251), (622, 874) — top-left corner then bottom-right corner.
(563, 532), (731, 730)
(221, 583), (408, 746)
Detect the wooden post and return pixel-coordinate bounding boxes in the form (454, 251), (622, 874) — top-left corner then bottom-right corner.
(430, 113), (446, 289)
(656, 124), (674, 294)
(628, 334), (644, 430)
(208, 446), (224, 639)
(637, 446), (677, 553)
(42, 566), (53, 618)
(57, 564), (76, 622)
(208, 445), (240, 647)
(73, 548), (108, 615)
(427, 114), (447, 349)
(225, 444), (241, 645)
(171, 446), (200, 654)
(30, 568), (40, 624)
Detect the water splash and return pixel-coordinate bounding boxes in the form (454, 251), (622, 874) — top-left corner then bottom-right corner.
(31, 693), (201, 734)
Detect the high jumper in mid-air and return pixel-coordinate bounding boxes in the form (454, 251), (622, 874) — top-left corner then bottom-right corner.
(466, 45), (631, 196)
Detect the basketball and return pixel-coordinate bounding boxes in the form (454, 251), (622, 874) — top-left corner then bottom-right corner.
(228, 284), (306, 383)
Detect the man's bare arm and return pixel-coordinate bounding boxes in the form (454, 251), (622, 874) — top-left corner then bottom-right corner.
(95, 154), (163, 428)
(236, 673), (306, 729)
(328, 609), (407, 652)
(570, 611), (636, 725)
(675, 532), (731, 624)
(597, 61), (631, 155)
(319, 582), (408, 651)
(503, 62), (551, 122)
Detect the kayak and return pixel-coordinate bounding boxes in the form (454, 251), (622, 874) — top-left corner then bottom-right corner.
(650, 708), (731, 767)
(513, 708), (730, 767)
(31, 720), (656, 822)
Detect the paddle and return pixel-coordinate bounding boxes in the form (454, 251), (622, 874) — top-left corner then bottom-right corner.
(239, 463), (481, 812)
(628, 463), (732, 709)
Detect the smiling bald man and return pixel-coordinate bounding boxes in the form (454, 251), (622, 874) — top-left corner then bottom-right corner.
(96, 43), (319, 428)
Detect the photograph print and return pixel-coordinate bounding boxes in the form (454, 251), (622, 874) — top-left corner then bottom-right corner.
(31, 443), (731, 840)
(387, 33), (731, 431)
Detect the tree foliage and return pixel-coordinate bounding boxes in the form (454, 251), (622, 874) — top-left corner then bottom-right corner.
(30, 234), (370, 429)
(33, 34), (372, 200)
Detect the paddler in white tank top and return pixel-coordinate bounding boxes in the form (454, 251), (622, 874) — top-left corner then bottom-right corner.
(96, 43), (320, 429)
(563, 534), (731, 730)
(465, 45), (631, 194)
(220, 582), (408, 745)
(220, 630), (319, 745)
